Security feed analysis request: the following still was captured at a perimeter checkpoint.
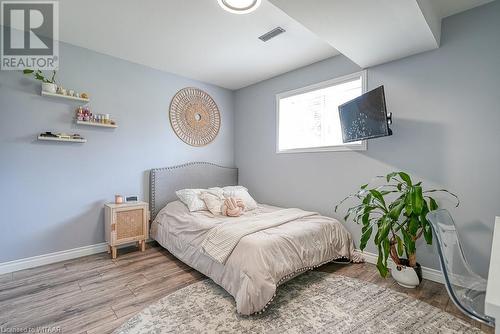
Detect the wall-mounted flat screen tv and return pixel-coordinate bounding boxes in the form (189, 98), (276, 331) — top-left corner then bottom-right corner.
(338, 85), (392, 143)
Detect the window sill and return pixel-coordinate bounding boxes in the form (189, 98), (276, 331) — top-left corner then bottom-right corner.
(276, 142), (367, 154)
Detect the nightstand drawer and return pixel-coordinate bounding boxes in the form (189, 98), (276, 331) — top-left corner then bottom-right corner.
(115, 208), (145, 240)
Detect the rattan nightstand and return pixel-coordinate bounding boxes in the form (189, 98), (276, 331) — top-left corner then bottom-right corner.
(104, 201), (149, 259)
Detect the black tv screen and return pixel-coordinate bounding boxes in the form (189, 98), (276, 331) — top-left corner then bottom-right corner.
(338, 86), (391, 143)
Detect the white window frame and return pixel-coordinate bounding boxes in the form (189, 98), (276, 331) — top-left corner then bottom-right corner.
(276, 70), (368, 154)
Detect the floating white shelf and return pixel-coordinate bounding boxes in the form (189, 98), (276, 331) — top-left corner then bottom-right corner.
(41, 91), (90, 103)
(76, 120), (118, 128)
(37, 135), (87, 143)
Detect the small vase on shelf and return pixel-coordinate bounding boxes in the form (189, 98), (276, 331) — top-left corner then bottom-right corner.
(42, 82), (57, 93)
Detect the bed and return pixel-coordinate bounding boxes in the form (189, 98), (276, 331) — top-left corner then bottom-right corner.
(149, 162), (362, 315)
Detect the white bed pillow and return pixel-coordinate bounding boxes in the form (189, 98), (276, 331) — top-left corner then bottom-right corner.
(200, 190), (225, 215)
(222, 186), (258, 211)
(176, 187), (223, 212)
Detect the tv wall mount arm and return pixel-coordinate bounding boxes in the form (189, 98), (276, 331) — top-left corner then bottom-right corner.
(387, 112), (393, 125)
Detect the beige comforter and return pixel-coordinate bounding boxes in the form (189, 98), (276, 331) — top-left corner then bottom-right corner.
(151, 201), (362, 315)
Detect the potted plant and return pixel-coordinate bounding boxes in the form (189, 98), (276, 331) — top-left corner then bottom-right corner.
(23, 69), (57, 93)
(335, 172), (459, 288)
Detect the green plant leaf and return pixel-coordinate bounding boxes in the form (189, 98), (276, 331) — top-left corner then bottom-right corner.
(388, 200), (405, 221)
(50, 70), (57, 84)
(376, 238), (391, 277)
(353, 206), (378, 223)
(362, 193), (372, 205)
(408, 216), (420, 235)
(428, 197), (438, 211)
(382, 238), (391, 270)
(376, 244), (389, 277)
(423, 222), (432, 245)
(401, 228), (415, 254)
(396, 235), (404, 257)
(386, 172), (398, 183)
(385, 172), (407, 188)
(374, 229), (380, 246)
(388, 194), (405, 209)
(369, 189), (386, 209)
(362, 213), (369, 226)
(375, 216), (391, 245)
(23, 69), (34, 74)
(360, 224), (373, 251)
(412, 186), (424, 214)
(405, 190), (413, 215)
(398, 172), (412, 186)
(402, 226), (416, 254)
(419, 205), (433, 245)
(383, 238), (390, 262)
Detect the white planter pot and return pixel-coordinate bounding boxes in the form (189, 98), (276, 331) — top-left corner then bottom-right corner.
(391, 262), (422, 288)
(42, 82), (57, 93)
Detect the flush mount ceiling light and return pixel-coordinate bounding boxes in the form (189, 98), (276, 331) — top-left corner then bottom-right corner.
(217, 0), (262, 14)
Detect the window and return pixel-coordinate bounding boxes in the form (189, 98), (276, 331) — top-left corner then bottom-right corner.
(276, 71), (367, 153)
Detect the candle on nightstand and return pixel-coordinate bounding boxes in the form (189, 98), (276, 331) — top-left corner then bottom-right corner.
(115, 195), (124, 204)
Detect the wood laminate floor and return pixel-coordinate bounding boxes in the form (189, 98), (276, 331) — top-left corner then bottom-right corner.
(0, 243), (493, 334)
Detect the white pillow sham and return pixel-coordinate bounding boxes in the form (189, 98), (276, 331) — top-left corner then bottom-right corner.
(199, 191), (225, 215)
(176, 186), (257, 212)
(176, 187), (223, 212)
(222, 186), (258, 210)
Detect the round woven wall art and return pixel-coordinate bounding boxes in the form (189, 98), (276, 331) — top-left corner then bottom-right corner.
(169, 87), (220, 147)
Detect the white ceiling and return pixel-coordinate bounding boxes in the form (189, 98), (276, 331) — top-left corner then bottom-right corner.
(270, 0), (441, 69)
(269, 0), (495, 69)
(58, 0), (338, 90)
(433, 0), (495, 18)
(56, 0), (494, 90)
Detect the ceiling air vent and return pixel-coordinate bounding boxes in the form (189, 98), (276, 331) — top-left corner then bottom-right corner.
(258, 27), (285, 42)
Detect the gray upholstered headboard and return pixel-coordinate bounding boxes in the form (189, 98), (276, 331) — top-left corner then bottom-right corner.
(149, 162), (238, 220)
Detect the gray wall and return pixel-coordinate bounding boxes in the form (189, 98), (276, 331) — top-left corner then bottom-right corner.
(234, 2), (500, 277)
(0, 2), (498, 276)
(0, 42), (234, 263)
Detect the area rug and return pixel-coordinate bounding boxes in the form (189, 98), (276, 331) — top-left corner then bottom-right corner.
(114, 271), (482, 333)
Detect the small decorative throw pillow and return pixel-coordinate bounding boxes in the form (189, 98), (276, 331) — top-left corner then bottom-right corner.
(200, 190), (225, 215)
(176, 187), (223, 212)
(222, 186), (258, 210)
(221, 197), (246, 217)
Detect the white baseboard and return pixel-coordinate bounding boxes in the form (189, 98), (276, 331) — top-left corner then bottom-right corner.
(357, 249), (444, 284)
(0, 243), (108, 275)
(0, 243), (444, 284)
